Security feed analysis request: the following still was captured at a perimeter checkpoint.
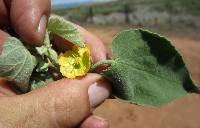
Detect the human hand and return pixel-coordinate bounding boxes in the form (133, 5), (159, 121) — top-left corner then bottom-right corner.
(0, 28), (110, 128)
(0, 0), (110, 127)
(0, 73), (110, 128)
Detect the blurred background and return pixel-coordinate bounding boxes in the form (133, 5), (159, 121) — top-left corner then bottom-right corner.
(52, 0), (200, 128)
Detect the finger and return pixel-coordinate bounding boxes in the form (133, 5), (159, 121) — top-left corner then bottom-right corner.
(0, 79), (16, 96)
(80, 115), (109, 128)
(10, 0), (51, 46)
(53, 25), (107, 63)
(76, 25), (107, 63)
(0, 0), (9, 26)
(3, 0), (11, 8)
(0, 30), (9, 55)
(0, 74), (111, 127)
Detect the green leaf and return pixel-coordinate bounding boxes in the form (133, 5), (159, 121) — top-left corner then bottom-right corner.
(30, 72), (54, 90)
(35, 58), (49, 72)
(46, 48), (58, 65)
(35, 32), (58, 72)
(48, 15), (85, 48)
(97, 29), (200, 107)
(0, 37), (37, 92)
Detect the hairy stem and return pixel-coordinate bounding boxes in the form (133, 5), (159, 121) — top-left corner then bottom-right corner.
(91, 60), (114, 72)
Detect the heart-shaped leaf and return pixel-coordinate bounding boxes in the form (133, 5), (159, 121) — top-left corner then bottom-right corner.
(94, 29), (200, 107)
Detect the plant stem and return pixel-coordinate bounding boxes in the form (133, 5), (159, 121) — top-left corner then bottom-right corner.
(91, 60), (114, 72)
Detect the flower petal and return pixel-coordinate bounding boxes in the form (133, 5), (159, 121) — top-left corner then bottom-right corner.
(58, 45), (91, 78)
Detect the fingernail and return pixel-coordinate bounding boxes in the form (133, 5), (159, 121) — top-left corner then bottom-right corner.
(37, 15), (47, 36)
(88, 80), (111, 108)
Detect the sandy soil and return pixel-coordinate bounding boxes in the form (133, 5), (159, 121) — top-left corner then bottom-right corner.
(85, 25), (200, 128)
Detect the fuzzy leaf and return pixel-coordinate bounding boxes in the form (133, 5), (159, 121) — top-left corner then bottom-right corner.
(30, 72), (54, 90)
(100, 29), (200, 107)
(35, 58), (49, 72)
(35, 32), (58, 72)
(48, 15), (85, 47)
(0, 37), (37, 92)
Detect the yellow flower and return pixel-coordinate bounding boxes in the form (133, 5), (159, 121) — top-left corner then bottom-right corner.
(58, 45), (91, 78)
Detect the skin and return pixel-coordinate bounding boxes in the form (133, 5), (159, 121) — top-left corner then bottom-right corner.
(0, 0), (110, 128)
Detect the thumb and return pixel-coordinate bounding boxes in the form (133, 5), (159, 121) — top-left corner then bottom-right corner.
(10, 0), (51, 46)
(0, 74), (110, 128)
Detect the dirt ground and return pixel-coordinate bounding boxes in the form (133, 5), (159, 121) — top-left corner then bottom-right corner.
(85, 25), (200, 128)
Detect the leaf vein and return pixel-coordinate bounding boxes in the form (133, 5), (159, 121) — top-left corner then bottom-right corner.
(119, 60), (180, 85)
